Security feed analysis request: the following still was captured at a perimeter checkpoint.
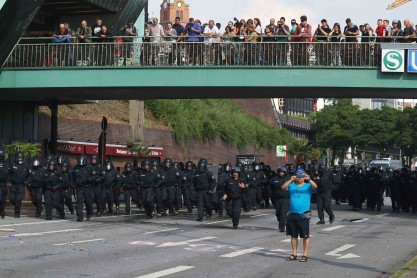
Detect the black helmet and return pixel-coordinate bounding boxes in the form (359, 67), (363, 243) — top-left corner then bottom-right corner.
(90, 154), (98, 165)
(173, 162), (179, 169)
(197, 160), (207, 172)
(236, 162), (243, 168)
(57, 154), (65, 166)
(163, 158), (172, 169)
(393, 169), (400, 177)
(259, 162), (265, 170)
(224, 163), (232, 173)
(370, 167), (378, 175)
(143, 159), (151, 171)
(253, 163), (260, 172)
(277, 167), (287, 176)
(15, 152), (24, 164)
(47, 160), (56, 171)
(242, 164), (249, 173)
(333, 165), (340, 172)
(357, 167), (364, 175)
(185, 161), (193, 171)
(61, 161), (70, 173)
(77, 155), (87, 166)
(124, 163), (133, 172)
(46, 154), (56, 163)
(178, 162), (184, 171)
(151, 160), (159, 169)
(377, 165), (384, 172)
(105, 161), (114, 171)
(287, 164), (295, 172)
(0, 150), (6, 161)
(412, 171), (417, 179)
(32, 157), (41, 168)
(232, 167), (241, 174)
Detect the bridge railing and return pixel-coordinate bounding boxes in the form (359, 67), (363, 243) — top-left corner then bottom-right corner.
(2, 37), (388, 69)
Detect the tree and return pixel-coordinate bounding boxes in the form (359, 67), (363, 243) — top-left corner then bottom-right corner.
(3, 141), (41, 161)
(287, 139), (310, 164)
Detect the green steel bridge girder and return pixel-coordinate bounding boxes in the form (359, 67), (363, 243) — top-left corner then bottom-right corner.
(1, 68), (417, 101)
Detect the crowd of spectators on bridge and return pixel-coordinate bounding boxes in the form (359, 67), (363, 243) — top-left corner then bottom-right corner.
(42, 15), (417, 67)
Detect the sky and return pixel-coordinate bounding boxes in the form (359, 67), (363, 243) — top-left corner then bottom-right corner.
(149, 0), (417, 29)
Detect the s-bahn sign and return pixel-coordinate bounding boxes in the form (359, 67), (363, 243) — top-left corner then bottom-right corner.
(382, 49), (417, 73)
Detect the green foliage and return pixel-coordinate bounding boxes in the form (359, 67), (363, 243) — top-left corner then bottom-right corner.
(126, 141), (150, 156)
(145, 99), (293, 149)
(3, 141), (41, 160)
(287, 139), (323, 163)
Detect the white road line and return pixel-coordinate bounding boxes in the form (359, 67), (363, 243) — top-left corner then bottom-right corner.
(376, 213), (390, 218)
(326, 244), (356, 256)
(93, 213), (144, 220)
(352, 218), (370, 223)
(5, 229), (82, 238)
(203, 220), (231, 225)
(53, 238), (106, 246)
(156, 236), (217, 248)
(135, 266), (195, 278)
(220, 247), (264, 258)
(281, 239), (291, 243)
(250, 213), (270, 218)
(144, 228), (179, 235)
(322, 225), (346, 232)
(0, 220), (68, 228)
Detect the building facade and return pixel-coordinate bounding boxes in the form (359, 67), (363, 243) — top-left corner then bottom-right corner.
(160, 0), (189, 28)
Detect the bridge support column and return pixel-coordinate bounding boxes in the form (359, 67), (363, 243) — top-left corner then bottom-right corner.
(48, 100), (58, 154)
(129, 100), (144, 142)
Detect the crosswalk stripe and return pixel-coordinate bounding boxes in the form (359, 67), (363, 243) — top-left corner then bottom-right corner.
(250, 213), (270, 218)
(0, 220), (68, 228)
(135, 266), (195, 278)
(53, 238), (106, 246)
(322, 225), (346, 232)
(203, 220), (231, 225)
(220, 247), (264, 258)
(156, 237), (218, 248)
(5, 229), (82, 238)
(144, 228), (179, 235)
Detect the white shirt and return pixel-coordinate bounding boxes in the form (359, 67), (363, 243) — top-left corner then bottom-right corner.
(203, 25), (221, 43)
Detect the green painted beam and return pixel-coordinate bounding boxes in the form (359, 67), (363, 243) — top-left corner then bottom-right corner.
(1, 68), (417, 101)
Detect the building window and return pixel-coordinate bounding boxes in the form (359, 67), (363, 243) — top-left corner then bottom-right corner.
(176, 11), (179, 18)
(180, 11), (183, 20)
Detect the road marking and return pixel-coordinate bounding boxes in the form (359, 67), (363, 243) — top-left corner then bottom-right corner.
(220, 247), (264, 258)
(203, 220), (231, 225)
(144, 228), (179, 235)
(6, 229), (82, 238)
(337, 253), (361, 259)
(0, 220), (68, 228)
(281, 238), (291, 243)
(250, 213), (270, 218)
(135, 266), (195, 278)
(53, 238), (106, 246)
(376, 213), (389, 218)
(326, 244), (356, 257)
(322, 225), (346, 232)
(352, 218), (369, 223)
(156, 237), (218, 248)
(93, 213), (144, 219)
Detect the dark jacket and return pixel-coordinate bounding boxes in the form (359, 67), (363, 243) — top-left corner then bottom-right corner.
(225, 177), (247, 199)
(100, 169), (119, 189)
(28, 167), (44, 189)
(139, 170), (161, 189)
(193, 170), (216, 192)
(270, 174), (290, 198)
(72, 165), (93, 188)
(10, 162), (29, 184)
(43, 170), (61, 191)
(119, 171), (139, 189)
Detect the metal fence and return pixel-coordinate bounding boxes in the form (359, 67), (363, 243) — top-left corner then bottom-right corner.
(2, 39), (386, 69)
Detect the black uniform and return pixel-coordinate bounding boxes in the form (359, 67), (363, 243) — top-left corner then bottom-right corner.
(193, 168), (216, 221)
(388, 171), (401, 213)
(90, 162), (103, 216)
(60, 166), (74, 214)
(9, 162), (30, 217)
(247, 166), (267, 210)
(345, 169), (362, 211)
(73, 164), (94, 221)
(100, 167), (119, 215)
(43, 167), (64, 219)
(270, 169), (290, 232)
(28, 165), (45, 217)
(315, 170), (335, 223)
(331, 168), (344, 204)
(139, 169), (161, 218)
(225, 175), (247, 229)
(159, 166), (181, 214)
(0, 156), (9, 218)
(366, 170), (383, 211)
(182, 167), (196, 213)
(213, 170), (230, 216)
(119, 170), (140, 215)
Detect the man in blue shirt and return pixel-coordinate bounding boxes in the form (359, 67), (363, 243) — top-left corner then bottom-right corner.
(282, 169), (318, 263)
(184, 18), (202, 65)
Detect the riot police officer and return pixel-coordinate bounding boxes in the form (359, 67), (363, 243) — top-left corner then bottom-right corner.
(159, 158), (181, 216)
(314, 166), (335, 224)
(100, 161), (119, 215)
(43, 160), (64, 220)
(193, 159), (216, 221)
(213, 163), (231, 217)
(331, 165), (343, 205)
(119, 163), (139, 215)
(27, 157), (44, 217)
(9, 152), (30, 218)
(247, 163), (267, 210)
(367, 167), (383, 211)
(346, 165), (362, 211)
(270, 167), (290, 232)
(0, 150), (9, 219)
(388, 170), (402, 213)
(73, 154), (94, 221)
(223, 168), (247, 230)
(172, 162), (184, 212)
(139, 159), (161, 219)
(410, 171), (417, 214)
(89, 155), (103, 217)
(182, 161), (196, 213)
(60, 161), (74, 214)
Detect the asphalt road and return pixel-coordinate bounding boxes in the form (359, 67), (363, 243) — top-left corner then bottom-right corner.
(1, 198), (417, 278)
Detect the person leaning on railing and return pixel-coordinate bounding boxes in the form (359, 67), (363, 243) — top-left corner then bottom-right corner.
(52, 23), (71, 67)
(275, 17), (291, 66)
(342, 18), (359, 67)
(184, 18), (202, 66)
(120, 20), (137, 66)
(95, 25), (113, 66)
(222, 26), (234, 66)
(149, 18), (164, 66)
(75, 20), (92, 66)
(262, 26), (275, 66)
(244, 24), (258, 66)
(292, 15), (312, 67)
(164, 22), (177, 66)
(233, 20), (246, 66)
(328, 23), (344, 66)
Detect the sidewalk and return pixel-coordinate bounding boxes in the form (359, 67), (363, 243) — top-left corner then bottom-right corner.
(390, 255), (417, 278)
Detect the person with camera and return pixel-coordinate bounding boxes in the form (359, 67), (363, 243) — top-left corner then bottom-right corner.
(282, 169), (317, 263)
(184, 18), (202, 65)
(120, 20), (137, 66)
(276, 17), (290, 66)
(233, 19), (246, 65)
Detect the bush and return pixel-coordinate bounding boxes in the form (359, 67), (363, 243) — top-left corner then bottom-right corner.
(3, 141), (41, 161)
(145, 99), (293, 149)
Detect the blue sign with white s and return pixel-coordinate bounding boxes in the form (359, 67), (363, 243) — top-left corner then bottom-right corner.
(408, 50), (417, 73)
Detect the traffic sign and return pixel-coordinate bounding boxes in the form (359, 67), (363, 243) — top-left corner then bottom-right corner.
(381, 49), (404, 73)
(276, 145), (287, 157)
